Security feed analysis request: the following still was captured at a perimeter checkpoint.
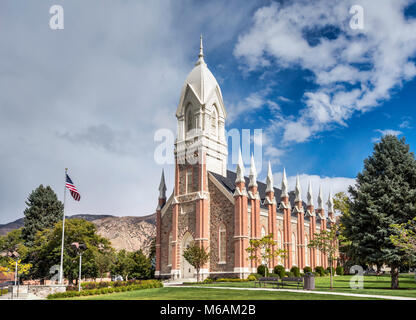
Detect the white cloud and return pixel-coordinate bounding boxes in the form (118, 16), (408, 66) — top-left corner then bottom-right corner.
(371, 129), (403, 142)
(234, 0), (416, 143)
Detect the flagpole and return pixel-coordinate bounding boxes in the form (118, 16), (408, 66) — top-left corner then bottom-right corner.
(59, 168), (68, 285)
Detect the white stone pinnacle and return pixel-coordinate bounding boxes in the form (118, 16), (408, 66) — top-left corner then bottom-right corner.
(327, 190), (334, 213)
(266, 161), (274, 193)
(159, 169), (167, 199)
(295, 175), (302, 202)
(307, 180), (314, 207)
(235, 148), (245, 184)
(281, 168), (288, 198)
(317, 184), (324, 210)
(249, 154), (257, 188)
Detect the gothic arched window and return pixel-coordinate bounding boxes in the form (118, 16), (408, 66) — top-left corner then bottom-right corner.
(316, 247), (320, 266)
(186, 104), (194, 132)
(211, 106), (218, 137)
(277, 231), (282, 264)
(305, 235), (309, 266)
(292, 233), (297, 266)
(219, 223), (226, 263)
(186, 168), (193, 194)
(168, 232), (172, 266)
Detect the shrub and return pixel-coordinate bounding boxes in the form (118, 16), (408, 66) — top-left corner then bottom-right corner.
(285, 271), (294, 277)
(315, 266), (325, 277)
(268, 273), (280, 278)
(273, 265), (286, 279)
(249, 273), (262, 280)
(290, 266), (300, 277)
(247, 275), (257, 281)
(203, 278), (213, 284)
(303, 266), (312, 274)
(336, 266), (344, 276)
(257, 265), (269, 276)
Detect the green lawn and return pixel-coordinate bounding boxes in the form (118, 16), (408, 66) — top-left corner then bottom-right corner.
(62, 286), (381, 300)
(196, 274), (416, 298)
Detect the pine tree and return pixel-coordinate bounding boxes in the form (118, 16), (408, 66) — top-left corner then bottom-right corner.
(22, 185), (64, 247)
(343, 135), (416, 289)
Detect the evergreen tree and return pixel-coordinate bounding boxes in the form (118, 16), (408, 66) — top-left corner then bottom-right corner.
(22, 185), (63, 246)
(342, 135), (416, 289)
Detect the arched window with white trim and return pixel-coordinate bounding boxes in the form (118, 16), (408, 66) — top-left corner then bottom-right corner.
(211, 106), (218, 137)
(261, 227), (266, 264)
(186, 168), (193, 194)
(277, 231), (282, 264)
(168, 232), (172, 266)
(219, 223), (226, 263)
(292, 233), (297, 266)
(185, 104), (194, 133)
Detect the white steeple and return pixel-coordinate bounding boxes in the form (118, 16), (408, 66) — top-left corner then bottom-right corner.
(317, 185), (324, 210)
(248, 154), (257, 188)
(295, 175), (302, 202)
(174, 37), (228, 176)
(327, 190), (334, 213)
(235, 148), (245, 184)
(281, 168), (289, 198)
(307, 180), (314, 206)
(158, 170), (167, 199)
(266, 161), (274, 193)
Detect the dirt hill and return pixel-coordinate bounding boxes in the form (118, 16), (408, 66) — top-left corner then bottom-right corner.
(0, 213), (156, 254)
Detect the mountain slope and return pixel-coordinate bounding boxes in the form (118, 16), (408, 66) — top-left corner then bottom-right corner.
(0, 213), (156, 254)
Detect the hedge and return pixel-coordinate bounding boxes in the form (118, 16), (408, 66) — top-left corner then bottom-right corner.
(0, 289), (8, 296)
(47, 280), (163, 299)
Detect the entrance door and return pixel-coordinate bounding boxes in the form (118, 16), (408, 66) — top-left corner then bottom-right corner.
(181, 232), (196, 279)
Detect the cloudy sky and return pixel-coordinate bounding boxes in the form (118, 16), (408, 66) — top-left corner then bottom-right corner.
(1, 0), (416, 224)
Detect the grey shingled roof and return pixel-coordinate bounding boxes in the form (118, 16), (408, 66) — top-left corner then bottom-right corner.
(209, 170), (323, 222)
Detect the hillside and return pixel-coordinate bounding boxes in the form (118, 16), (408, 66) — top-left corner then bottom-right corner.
(0, 213), (156, 254)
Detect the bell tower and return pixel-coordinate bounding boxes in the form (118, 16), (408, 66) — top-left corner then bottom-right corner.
(175, 36), (228, 177)
(170, 37), (227, 279)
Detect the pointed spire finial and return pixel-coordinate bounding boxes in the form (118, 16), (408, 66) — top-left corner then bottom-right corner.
(295, 175), (302, 202)
(195, 34), (205, 66)
(199, 34), (204, 58)
(266, 161), (274, 193)
(235, 148), (245, 183)
(249, 154), (257, 188)
(317, 184), (324, 209)
(307, 180), (314, 206)
(327, 189), (334, 213)
(159, 169), (167, 199)
(281, 168), (289, 198)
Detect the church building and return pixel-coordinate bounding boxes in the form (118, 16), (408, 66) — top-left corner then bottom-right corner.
(155, 38), (336, 280)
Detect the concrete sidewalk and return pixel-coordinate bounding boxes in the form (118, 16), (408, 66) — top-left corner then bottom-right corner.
(179, 285), (416, 300)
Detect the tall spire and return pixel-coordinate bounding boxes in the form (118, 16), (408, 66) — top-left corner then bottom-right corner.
(307, 180), (314, 206)
(235, 148), (245, 183)
(327, 189), (334, 213)
(248, 154), (257, 188)
(158, 169), (167, 199)
(281, 168), (289, 198)
(317, 184), (324, 209)
(295, 175), (302, 202)
(266, 161), (274, 193)
(196, 34), (205, 66)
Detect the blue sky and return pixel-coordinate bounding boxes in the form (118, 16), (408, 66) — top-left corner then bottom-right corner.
(1, 0), (416, 223)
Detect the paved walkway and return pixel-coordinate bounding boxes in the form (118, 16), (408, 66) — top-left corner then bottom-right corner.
(178, 285), (416, 300)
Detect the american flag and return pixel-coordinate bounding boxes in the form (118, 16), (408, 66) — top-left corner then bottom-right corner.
(66, 174), (81, 201)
